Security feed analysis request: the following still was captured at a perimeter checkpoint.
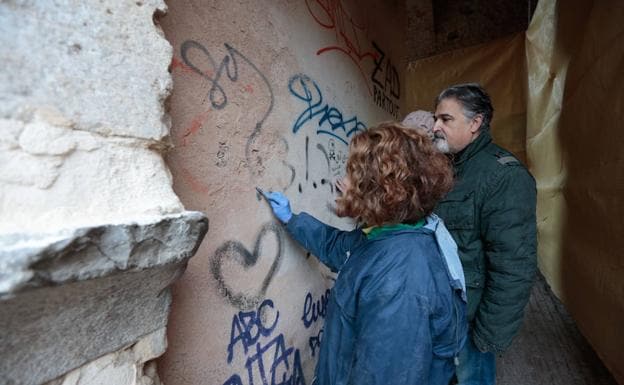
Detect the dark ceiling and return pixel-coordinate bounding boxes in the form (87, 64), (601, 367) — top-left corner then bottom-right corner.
(406, 0), (538, 61)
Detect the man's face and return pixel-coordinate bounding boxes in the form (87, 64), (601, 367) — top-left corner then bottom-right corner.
(433, 98), (482, 154)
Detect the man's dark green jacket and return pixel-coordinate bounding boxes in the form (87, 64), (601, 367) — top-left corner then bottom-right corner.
(435, 130), (537, 353)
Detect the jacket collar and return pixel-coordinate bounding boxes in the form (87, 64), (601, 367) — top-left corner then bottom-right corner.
(452, 130), (492, 167)
(363, 218), (426, 240)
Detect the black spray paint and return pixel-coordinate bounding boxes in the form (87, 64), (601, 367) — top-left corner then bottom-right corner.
(180, 40), (275, 178)
(211, 222), (283, 311)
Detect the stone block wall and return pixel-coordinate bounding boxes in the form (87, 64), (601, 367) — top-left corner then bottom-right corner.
(0, 1), (207, 384)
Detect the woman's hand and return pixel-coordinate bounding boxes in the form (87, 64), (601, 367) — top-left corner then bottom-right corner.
(263, 191), (293, 224)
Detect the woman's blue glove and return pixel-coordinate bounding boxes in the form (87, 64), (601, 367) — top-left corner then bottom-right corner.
(263, 191), (293, 224)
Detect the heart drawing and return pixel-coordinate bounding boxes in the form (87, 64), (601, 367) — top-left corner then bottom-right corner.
(210, 221), (283, 310)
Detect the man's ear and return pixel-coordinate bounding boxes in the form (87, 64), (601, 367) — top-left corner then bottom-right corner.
(470, 114), (483, 134)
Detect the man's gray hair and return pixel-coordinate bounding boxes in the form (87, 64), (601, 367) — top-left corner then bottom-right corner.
(435, 83), (494, 131)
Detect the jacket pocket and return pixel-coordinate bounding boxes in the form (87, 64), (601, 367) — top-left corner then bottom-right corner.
(437, 192), (475, 230)
(436, 192), (481, 281)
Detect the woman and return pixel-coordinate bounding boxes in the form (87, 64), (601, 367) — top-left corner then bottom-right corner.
(264, 122), (467, 385)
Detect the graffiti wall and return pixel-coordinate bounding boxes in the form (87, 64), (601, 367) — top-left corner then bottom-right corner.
(157, 1), (405, 383)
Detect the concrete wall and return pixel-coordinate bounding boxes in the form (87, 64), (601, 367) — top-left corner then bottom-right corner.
(0, 1), (207, 384)
(158, 0), (405, 383)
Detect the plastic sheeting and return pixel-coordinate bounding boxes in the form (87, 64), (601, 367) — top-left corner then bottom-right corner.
(527, 1), (624, 382)
(405, 1), (624, 381)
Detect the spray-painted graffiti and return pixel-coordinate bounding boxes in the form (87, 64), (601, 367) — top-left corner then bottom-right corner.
(304, 0), (401, 118)
(217, 142), (230, 168)
(301, 290), (331, 328)
(180, 40), (272, 114)
(302, 290), (330, 357)
(289, 74), (366, 146)
(325, 139), (348, 178)
(178, 40), (274, 178)
(222, 299), (306, 385)
(371, 41), (400, 119)
(304, 0), (378, 93)
(295, 136), (346, 196)
(288, 74), (357, 201)
(211, 222), (283, 311)
(308, 329), (324, 357)
(226, 299), (280, 363)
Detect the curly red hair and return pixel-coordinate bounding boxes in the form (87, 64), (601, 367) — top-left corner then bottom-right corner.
(335, 122), (453, 226)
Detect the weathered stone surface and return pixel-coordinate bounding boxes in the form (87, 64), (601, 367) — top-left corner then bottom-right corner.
(0, 212), (208, 297)
(0, 264), (176, 385)
(45, 328), (167, 385)
(0, 0), (172, 140)
(0, 0), (185, 234)
(0, 212), (208, 385)
(0, 109), (186, 234)
(0, 1), (208, 384)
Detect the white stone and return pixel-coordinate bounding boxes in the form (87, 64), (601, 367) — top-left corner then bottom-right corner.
(0, 1), (172, 140)
(0, 195), (206, 383)
(0, 1), (208, 384)
(46, 328), (167, 385)
(0, 212), (207, 384)
(0, 118), (25, 150)
(0, 148), (63, 188)
(0, 211), (208, 296)
(132, 328), (168, 362)
(19, 121), (78, 156)
(0, 110), (185, 233)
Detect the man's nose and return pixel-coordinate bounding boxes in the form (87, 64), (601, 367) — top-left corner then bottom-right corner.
(432, 120), (442, 132)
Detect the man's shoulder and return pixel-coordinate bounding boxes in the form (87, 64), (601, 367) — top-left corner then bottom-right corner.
(480, 143), (536, 195)
(464, 141), (534, 193)
(471, 141), (526, 170)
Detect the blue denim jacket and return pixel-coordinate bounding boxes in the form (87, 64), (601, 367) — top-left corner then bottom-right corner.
(286, 213), (467, 385)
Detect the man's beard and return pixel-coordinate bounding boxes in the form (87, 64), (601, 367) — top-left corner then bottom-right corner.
(433, 133), (450, 153)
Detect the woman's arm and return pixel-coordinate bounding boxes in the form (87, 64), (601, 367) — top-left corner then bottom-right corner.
(262, 191), (364, 272)
(286, 212), (364, 272)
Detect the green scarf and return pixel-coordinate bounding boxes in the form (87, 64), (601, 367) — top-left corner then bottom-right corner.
(363, 218), (425, 240)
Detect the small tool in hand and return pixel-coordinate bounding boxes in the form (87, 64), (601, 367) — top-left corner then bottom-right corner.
(256, 187), (275, 203)
(255, 187), (292, 224)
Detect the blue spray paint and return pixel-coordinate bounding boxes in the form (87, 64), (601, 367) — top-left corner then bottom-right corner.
(301, 290), (331, 328)
(301, 290), (330, 357)
(223, 298), (306, 385)
(288, 74), (366, 145)
(227, 299), (279, 363)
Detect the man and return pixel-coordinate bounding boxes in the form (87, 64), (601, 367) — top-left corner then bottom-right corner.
(403, 84), (537, 385)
